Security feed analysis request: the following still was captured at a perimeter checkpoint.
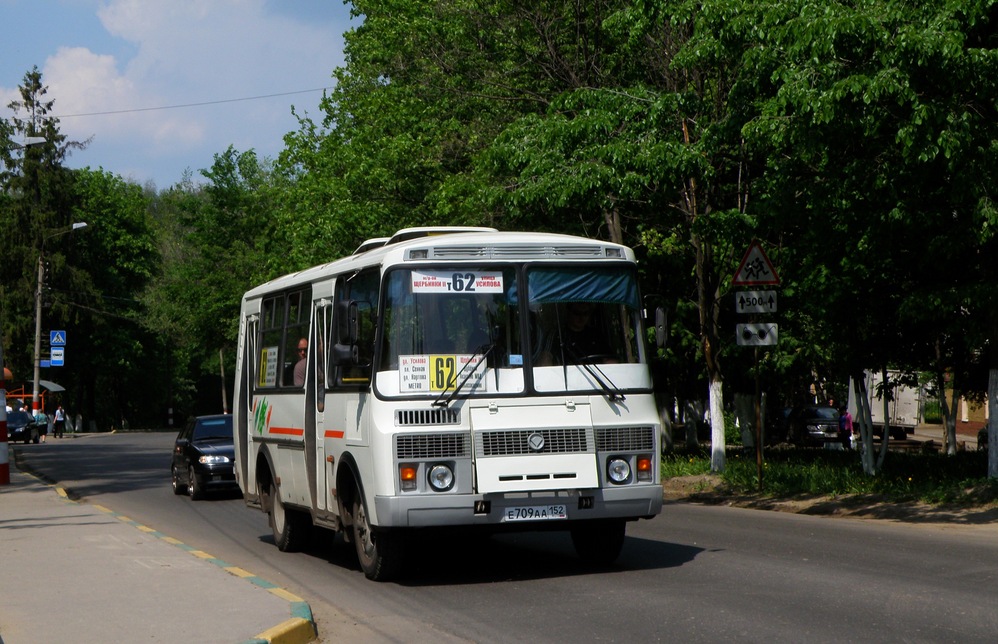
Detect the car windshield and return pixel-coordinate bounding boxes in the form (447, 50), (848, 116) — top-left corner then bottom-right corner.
(193, 417), (233, 441)
(805, 407), (839, 421)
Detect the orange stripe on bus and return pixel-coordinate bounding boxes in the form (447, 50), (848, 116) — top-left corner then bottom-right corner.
(269, 426), (304, 436)
(324, 430), (345, 439)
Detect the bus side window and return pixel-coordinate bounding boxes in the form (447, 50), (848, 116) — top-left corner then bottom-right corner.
(335, 269), (380, 386)
(283, 288), (309, 387)
(259, 295), (285, 388)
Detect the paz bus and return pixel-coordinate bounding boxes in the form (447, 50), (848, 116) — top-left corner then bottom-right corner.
(232, 227), (663, 580)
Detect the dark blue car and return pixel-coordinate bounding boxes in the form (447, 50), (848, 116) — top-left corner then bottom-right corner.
(171, 414), (237, 499)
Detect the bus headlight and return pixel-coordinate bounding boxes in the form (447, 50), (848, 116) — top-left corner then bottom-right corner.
(607, 458), (631, 484)
(427, 464), (455, 491)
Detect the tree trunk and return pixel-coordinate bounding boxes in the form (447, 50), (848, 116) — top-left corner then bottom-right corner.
(602, 201), (623, 246)
(876, 367), (891, 472)
(989, 349), (998, 478)
(852, 373), (877, 475)
(709, 377), (726, 472)
(692, 226), (724, 471)
(940, 377), (958, 456)
(734, 392), (755, 448)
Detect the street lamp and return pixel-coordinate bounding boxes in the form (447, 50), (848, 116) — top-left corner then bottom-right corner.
(31, 222), (88, 414)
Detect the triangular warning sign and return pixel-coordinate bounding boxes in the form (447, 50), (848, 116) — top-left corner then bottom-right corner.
(733, 241), (780, 286)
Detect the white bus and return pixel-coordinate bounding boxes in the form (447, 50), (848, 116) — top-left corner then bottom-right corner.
(233, 227), (663, 580)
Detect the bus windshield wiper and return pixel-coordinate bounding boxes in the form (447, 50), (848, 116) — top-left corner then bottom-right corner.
(432, 343), (495, 408)
(562, 345), (626, 402)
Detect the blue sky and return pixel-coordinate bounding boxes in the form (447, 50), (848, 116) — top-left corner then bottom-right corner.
(1, 0), (355, 189)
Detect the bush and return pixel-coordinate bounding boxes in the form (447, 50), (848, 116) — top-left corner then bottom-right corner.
(922, 399), (942, 424)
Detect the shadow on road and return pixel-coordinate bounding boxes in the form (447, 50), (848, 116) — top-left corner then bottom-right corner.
(258, 524), (704, 586)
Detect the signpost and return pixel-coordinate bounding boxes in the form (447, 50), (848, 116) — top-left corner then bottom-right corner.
(736, 290), (777, 314)
(736, 323), (778, 346)
(733, 241), (780, 490)
(48, 330), (66, 367)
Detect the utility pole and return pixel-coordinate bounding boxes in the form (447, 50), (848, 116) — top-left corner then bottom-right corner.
(32, 223), (88, 414)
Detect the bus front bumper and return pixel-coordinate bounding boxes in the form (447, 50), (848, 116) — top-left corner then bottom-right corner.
(373, 485), (663, 528)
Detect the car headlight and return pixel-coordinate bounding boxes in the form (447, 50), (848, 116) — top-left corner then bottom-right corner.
(607, 457), (631, 484)
(427, 464), (454, 491)
(199, 455), (231, 464)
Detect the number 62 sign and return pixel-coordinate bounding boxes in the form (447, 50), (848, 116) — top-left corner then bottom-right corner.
(411, 271), (504, 293)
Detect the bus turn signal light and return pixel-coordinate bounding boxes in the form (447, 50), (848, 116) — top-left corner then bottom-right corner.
(637, 456), (652, 481)
(400, 465), (417, 491)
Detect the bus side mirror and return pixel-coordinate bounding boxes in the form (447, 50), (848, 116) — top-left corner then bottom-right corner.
(333, 300), (359, 365)
(654, 307), (668, 349)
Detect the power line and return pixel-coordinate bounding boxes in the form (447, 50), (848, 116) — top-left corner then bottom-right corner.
(52, 87), (335, 119)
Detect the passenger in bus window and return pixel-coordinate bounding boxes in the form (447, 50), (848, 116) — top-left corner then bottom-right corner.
(293, 338), (308, 386)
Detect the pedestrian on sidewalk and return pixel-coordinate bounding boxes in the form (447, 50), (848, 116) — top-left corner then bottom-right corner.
(838, 406), (854, 450)
(36, 407), (49, 443)
(54, 405), (66, 438)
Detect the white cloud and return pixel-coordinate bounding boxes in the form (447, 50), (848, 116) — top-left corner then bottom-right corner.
(5, 0), (348, 187)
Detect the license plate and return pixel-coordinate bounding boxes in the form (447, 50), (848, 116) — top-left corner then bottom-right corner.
(502, 504), (568, 522)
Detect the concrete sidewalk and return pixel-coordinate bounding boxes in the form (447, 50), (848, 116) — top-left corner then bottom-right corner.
(0, 462), (316, 644)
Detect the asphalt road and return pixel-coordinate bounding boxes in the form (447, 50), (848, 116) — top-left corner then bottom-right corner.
(14, 432), (998, 643)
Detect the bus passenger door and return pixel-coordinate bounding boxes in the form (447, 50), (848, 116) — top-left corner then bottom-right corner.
(313, 295), (335, 514)
(235, 312), (259, 496)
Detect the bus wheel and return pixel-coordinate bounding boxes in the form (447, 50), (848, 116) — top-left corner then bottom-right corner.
(352, 496), (404, 581)
(270, 482), (309, 552)
(570, 520), (626, 565)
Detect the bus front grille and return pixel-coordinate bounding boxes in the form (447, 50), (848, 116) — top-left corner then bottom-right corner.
(476, 427), (593, 456)
(396, 433), (470, 459)
(596, 426), (655, 451)
(396, 408), (460, 426)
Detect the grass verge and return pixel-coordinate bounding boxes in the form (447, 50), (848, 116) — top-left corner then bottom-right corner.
(663, 446), (998, 505)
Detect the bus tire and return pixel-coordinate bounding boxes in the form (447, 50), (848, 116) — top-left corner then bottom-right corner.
(270, 482), (309, 552)
(570, 519), (626, 565)
(352, 495), (404, 581)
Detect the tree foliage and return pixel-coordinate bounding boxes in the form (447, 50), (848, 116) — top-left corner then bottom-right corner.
(6, 1), (998, 477)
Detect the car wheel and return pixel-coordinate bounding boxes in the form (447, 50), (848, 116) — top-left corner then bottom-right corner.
(188, 466), (204, 500)
(352, 494), (404, 581)
(270, 481), (309, 552)
(171, 466), (186, 495)
(570, 519), (626, 565)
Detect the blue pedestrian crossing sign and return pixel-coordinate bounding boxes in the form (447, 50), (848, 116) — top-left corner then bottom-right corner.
(50, 330), (66, 346)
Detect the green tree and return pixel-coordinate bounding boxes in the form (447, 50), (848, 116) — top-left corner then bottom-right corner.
(0, 67), (88, 402)
(742, 0), (998, 473)
(67, 168), (159, 428)
(144, 148), (272, 416)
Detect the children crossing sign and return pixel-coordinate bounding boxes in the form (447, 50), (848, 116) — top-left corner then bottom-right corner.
(733, 242), (780, 286)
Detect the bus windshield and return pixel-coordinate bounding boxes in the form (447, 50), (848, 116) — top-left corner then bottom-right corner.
(378, 267), (523, 396)
(376, 264), (646, 398)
